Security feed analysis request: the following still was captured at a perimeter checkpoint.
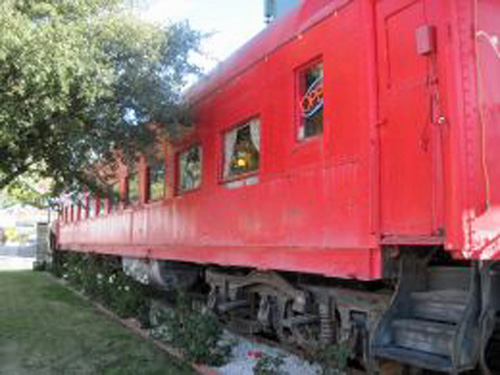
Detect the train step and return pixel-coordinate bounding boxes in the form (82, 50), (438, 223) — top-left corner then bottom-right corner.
(427, 266), (470, 291)
(392, 318), (456, 356)
(411, 289), (468, 323)
(373, 346), (453, 373)
(372, 256), (482, 374)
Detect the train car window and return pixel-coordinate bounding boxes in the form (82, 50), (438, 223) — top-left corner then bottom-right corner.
(98, 197), (106, 216)
(80, 199), (86, 219)
(178, 145), (202, 192)
(109, 182), (121, 212)
(76, 201), (82, 221)
(149, 158), (166, 201)
(223, 118), (260, 180)
(298, 61), (323, 140)
(128, 169), (140, 204)
(88, 197), (96, 217)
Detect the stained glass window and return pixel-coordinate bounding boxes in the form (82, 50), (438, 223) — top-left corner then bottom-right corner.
(298, 62), (323, 139)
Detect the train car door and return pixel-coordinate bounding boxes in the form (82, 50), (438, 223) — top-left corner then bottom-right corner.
(376, 0), (440, 238)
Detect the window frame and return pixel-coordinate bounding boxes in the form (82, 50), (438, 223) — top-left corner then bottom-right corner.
(176, 143), (203, 195)
(295, 57), (324, 142)
(221, 117), (261, 183)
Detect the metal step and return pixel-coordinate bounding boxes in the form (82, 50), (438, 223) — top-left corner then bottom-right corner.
(428, 267), (470, 291)
(373, 346), (453, 373)
(411, 289), (468, 323)
(372, 259), (480, 374)
(392, 319), (456, 357)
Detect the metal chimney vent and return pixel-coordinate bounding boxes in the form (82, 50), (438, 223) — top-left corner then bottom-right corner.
(264, 0), (300, 24)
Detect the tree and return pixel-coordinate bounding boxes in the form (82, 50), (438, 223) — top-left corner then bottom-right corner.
(0, 0), (201, 196)
(1, 172), (54, 209)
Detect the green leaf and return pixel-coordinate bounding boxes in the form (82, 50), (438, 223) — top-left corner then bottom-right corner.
(0, 0), (202, 197)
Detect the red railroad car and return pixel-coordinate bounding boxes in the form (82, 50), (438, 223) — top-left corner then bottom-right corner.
(56, 0), (500, 373)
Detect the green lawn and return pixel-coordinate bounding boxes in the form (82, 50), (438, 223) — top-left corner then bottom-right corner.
(0, 271), (194, 375)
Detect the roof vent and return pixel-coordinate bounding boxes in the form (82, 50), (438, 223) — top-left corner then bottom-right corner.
(264, 0), (300, 24)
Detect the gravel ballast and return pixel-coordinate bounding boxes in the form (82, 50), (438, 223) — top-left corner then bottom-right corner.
(213, 332), (321, 375)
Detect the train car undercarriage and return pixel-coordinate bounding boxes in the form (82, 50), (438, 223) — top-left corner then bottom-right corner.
(117, 246), (500, 375)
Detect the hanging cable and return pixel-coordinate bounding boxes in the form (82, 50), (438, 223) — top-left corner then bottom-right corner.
(474, 0), (493, 211)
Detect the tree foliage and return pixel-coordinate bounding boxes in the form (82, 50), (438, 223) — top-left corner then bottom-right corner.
(0, 0), (201, 197)
(2, 170), (54, 209)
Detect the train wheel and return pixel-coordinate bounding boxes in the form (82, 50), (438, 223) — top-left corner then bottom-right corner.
(276, 298), (338, 353)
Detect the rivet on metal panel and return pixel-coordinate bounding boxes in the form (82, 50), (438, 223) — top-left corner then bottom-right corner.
(437, 116), (447, 125)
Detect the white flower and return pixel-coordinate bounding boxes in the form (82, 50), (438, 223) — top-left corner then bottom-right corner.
(124, 285), (130, 292)
(97, 273), (103, 280)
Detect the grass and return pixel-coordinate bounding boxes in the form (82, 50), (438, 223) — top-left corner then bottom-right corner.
(0, 271), (194, 375)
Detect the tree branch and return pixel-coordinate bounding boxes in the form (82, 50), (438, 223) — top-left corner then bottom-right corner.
(0, 164), (32, 190)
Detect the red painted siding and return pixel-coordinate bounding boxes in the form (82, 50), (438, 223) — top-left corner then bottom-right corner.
(58, 0), (500, 279)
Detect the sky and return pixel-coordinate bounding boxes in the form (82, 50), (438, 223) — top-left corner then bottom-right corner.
(139, 0), (266, 73)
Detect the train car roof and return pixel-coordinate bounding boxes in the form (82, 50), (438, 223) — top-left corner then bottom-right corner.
(186, 0), (352, 104)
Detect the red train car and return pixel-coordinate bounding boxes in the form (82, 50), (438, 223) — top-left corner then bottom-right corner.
(56, 0), (500, 373)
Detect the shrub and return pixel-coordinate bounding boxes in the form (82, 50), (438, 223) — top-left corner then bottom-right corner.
(253, 353), (288, 375)
(315, 343), (351, 375)
(53, 251), (232, 365)
(53, 252), (152, 324)
(49, 249), (65, 278)
(149, 294), (232, 366)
